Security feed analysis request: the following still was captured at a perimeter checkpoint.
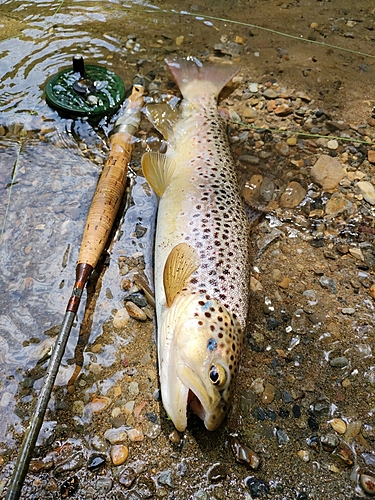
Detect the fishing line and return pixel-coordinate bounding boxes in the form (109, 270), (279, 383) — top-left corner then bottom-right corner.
(125, 4), (375, 60)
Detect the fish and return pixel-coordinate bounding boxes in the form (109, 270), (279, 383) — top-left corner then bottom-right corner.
(141, 57), (251, 431)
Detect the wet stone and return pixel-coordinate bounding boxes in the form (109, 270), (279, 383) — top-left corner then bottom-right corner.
(127, 428), (144, 442)
(125, 301), (147, 321)
(104, 427), (128, 445)
(229, 435), (260, 469)
(95, 477), (113, 495)
(124, 292), (148, 308)
(87, 453), (106, 470)
(113, 308), (130, 329)
(111, 444), (129, 466)
(276, 428), (290, 445)
(206, 463), (227, 484)
(308, 416), (319, 432)
(329, 356), (349, 368)
(91, 435), (108, 453)
(332, 441), (354, 466)
(320, 433), (339, 452)
(330, 418), (347, 434)
(158, 469), (174, 488)
(360, 474), (375, 496)
(245, 476), (270, 498)
(306, 434), (320, 452)
(119, 467), (137, 488)
(279, 181), (306, 207)
(136, 476), (156, 498)
(60, 476), (79, 498)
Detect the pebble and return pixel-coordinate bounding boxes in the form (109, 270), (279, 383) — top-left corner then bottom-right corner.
(158, 469), (174, 488)
(136, 476), (156, 498)
(128, 381), (139, 397)
(87, 453), (106, 470)
(349, 247), (364, 261)
(330, 418), (347, 434)
(249, 82), (259, 93)
(95, 477), (113, 495)
(276, 428), (290, 445)
(327, 139), (339, 150)
(229, 435), (260, 469)
(242, 107), (258, 119)
(125, 301), (147, 321)
(329, 356), (349, 368)
(341, 307), (355, 315)
(278, 277), (291, 289)
(263, 89), (278, 99)
(368, 150), (375, 164)
(279, 181), (306, 208)
(356, 181), (375, 205)
(297, 450), (310, 462)
(325, 192), (352, 217)
(360, 474), (375, 495)
(119, 467), (137, 488)
(261, 382), (275, 404)
(274, 140), (290, 156)
(332, 441), (354, 466)
(89, 396), (112, 413)
(111, 444), (129, 466)
(125, 292), (148, 308)
(127, 428), (144, 442)
(320, 433), (339, 452)
(319, 276), (337, 294)
(60, 476), (79, 498)
(250, 378), (264, 395)
(344, 420), (362, 442)
(104, 427), (128, 445)
(143, 420), (160, 440)
(244, 477), (270, 497)
(91, 435), (108, 453)
(206, 463), (227, 484)
(310, 154), (345, 190)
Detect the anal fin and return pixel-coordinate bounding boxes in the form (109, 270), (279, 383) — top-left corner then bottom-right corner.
(163, 243), (200, 308)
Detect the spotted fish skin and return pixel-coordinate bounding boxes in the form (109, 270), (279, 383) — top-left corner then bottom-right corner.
(142, 57), (251, 431)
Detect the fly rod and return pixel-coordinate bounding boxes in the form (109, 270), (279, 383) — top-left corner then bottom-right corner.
(5, 84), (144, 500)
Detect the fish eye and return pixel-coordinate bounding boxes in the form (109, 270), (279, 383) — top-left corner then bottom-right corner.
(209, 365), (227, 387)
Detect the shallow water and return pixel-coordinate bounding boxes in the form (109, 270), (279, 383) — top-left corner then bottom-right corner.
(1, 0), (375, 498)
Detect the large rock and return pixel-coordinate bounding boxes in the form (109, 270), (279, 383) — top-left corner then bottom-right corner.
(310, 154), (345, 190)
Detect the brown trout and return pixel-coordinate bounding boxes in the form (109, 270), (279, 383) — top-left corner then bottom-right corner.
(142, 57), (251, 431)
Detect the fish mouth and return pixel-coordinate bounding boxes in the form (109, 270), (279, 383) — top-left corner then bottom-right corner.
(187, 389), (205, 421)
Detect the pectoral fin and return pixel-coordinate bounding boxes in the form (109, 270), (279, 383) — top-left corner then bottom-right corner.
(163, 243), (200, 307)
(142, 152), (176, 197)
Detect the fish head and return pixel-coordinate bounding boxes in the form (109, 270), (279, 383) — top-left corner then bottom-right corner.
(160, 292), (243, 431)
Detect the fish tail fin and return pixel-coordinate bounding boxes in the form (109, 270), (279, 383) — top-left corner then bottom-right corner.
(165, 57), (239, 100)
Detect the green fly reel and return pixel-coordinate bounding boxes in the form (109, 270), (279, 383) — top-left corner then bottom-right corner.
(45, 56), (126, 119)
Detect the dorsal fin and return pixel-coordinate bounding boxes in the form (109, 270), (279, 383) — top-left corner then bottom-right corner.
(141, 152), (176, 197)
(163, 243), (200, 308)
